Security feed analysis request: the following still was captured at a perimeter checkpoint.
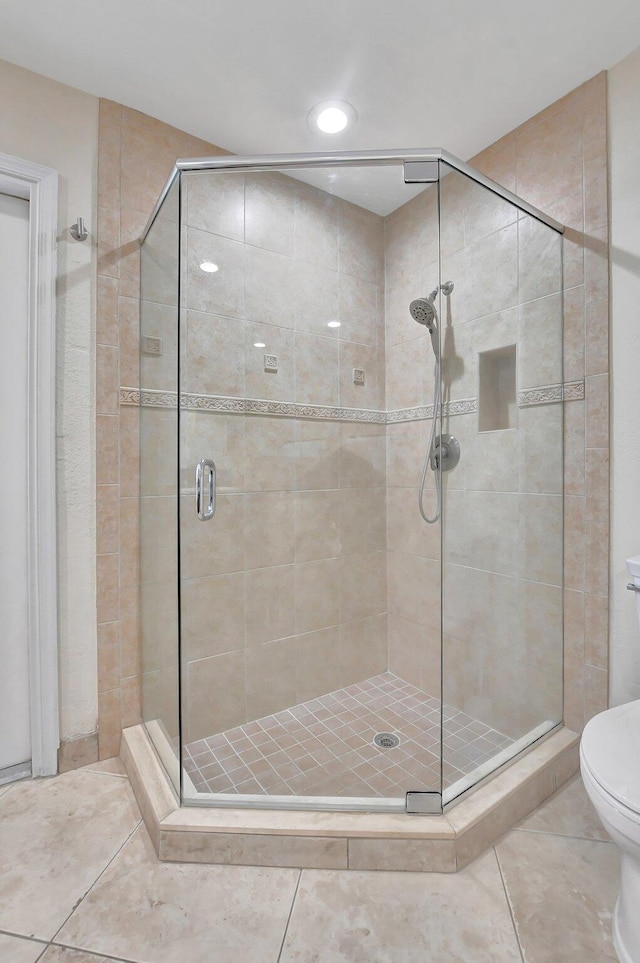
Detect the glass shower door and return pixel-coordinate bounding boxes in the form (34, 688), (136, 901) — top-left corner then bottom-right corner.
(176, 161), (444, 810)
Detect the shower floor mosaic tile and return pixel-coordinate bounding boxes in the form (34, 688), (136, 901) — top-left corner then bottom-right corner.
(183, 672), (513, 798)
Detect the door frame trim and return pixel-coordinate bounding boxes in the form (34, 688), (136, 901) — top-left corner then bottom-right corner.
(0, 152), (59, 776)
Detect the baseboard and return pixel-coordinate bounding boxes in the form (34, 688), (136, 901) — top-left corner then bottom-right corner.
(58, 731), (99, 773)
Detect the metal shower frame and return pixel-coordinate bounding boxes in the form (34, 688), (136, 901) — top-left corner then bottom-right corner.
(141, 148), (565, 243)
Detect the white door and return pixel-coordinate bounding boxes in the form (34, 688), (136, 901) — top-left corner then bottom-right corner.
(0, 192), (31, 776)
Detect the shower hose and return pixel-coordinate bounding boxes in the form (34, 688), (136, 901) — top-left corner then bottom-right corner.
(418, 359), (441, 525)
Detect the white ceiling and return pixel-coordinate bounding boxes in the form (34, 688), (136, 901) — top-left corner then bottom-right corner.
(2, 0), (640, 213)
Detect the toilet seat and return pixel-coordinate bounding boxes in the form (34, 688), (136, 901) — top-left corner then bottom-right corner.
(581, 700), (640, 815)
(581, 751), (640, 829)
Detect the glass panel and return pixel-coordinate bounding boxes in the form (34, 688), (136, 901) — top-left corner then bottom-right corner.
(140, 178), (181, 791)
(177, 163), (443, 809)
(385, 180), (444, 811)
(438, 161), (564, 804)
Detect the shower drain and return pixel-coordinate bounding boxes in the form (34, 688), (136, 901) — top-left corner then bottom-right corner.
(373, 732), (400, 749)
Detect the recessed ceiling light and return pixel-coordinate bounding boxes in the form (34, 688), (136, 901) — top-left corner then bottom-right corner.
(308, 101), (357, 135)
(318, 107), (348, 133)
(253, 341), (266, 348)
(200, 261), (219, 273)
(327, 320), (341, 328)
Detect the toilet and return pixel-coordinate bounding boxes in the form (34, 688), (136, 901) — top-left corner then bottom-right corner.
(580, 555), (640, 963)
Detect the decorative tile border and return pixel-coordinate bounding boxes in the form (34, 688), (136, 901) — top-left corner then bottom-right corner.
(561, 381), (586, 402)
(385, 404), (433, 424)
(387, 398), (477, 423)
(121, 388), (175, 407)
(122, 381), (584, 422)
(121, 388), (386, 423)
(121, 389), (478, 424)
(518, 381), (585, 408)
(241, 398), (385, 423)
(518, 385), (563, 407)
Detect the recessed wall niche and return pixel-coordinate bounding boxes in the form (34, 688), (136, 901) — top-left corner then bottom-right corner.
(478, 345), (518, 431)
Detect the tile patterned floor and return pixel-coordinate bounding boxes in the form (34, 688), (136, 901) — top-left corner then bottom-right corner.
(184, 672), (513, 798)
(0, 766), (621, 962)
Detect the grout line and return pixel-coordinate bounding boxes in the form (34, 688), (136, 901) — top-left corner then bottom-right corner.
(0, 928), (49, 949)
(494, 846), (525, 963)
(514, 827), (613, 844)
(82, 770), (128, 779)
(0, 929), (44, 943)
(50, 819), (143, 945)
(48, 941), (141, 963)
(276, 869), (303, 963)
(34, 941), (50, 963)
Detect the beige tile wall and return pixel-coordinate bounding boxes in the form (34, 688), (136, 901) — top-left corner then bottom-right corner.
(126, 153), (390, 746)
(96, 100), (229, 758)
(384, 170), (565, 740)
(138, 183), (180, 749)
(384, 185), (443, 707)
(181, 170), (385, 407)
(383, 72), (609, 737)
(471, 74), (610, 732)
(387, 171), (562, 738)
(176, 412), (388, 742)
(176, 171), (387, 742)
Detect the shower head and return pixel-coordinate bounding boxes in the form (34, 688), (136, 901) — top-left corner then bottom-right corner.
(409, 297), (436, 329)
(409, 290), (438, 330)
(410, 291), (440, 358)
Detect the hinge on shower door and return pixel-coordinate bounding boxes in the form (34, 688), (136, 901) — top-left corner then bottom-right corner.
(403, 161), (439, 184)
(406, 791), (442, 814)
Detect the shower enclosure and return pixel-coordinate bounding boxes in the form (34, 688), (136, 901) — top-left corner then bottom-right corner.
(139, 150), (564, 815)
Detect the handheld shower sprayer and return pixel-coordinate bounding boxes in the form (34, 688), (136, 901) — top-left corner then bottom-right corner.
(409, 290), (440, 359)
(410, 282), (455, 524)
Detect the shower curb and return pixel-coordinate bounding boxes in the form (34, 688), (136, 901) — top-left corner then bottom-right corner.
(121, 724), (579, 872)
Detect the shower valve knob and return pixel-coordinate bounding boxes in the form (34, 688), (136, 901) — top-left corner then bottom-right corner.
(430, 434), (460, 473)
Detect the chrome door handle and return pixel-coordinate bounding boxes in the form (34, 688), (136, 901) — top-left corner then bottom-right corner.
(195, 459), (216, 520)
(627, 583), (640, 593)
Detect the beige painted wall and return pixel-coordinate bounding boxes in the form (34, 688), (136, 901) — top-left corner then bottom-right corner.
(0, 59), (99, 741)
(608, 46), (640, 705)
